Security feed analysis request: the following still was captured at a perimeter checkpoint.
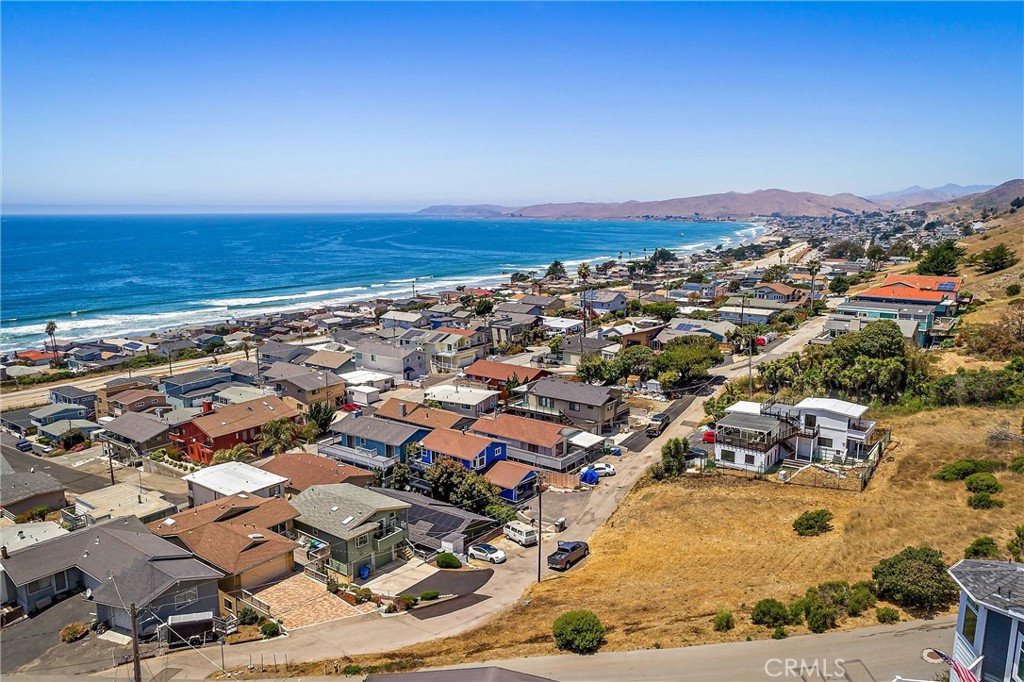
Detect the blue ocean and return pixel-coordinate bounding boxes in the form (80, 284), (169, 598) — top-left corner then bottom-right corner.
(0, 214), (758, 352)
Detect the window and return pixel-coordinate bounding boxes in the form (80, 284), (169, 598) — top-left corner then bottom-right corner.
(538, 397), (555, 409)
(817, 437), (834, 449)
(568, 402), (581, 412)
(224, 597), (233, 612)
(804, 414), (817, 428)
(174, 587), (198, 609)
(720, 450), (735, 463)
(1014, 632), (1024, 682)
(960, 597), (979, 646)
(27, 576), (52, 595)
(473, 455), (486, 469)
(356, 534), (368, 548)
(745, 454), (756, 465)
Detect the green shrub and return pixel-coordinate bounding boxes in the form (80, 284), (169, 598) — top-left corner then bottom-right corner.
(1009, 455), (1024, 475)
(353, 587), (374, 604)
(934, 458), (1004, 481)
(846, 585), (877, 617)
(871, 546), (959, 609)
(964, 536), (1002, 559)
(713, 608), (734, 632)
(419, 590), (440, 601)
(1007, 525), (1024, 562)
(792, 509), (834, 536)
(968, 492), (1004, 509)
(806, 604), (838, 633)
(876, 607), (900, 624)
(771, 625), (788, 639)
(552, 610), (606, 654)
(60, 622), (88, 643)
(964, 472), (1002, 494)
(1006, 284), (1022, 297)
(238, 607), (259, 625)
(436, 552), (462, 569)
(342, 665), (363, 676)
(813, 581), (851, 608)
(751, 598), (789, 627)
(786, 599), (805, 625)
(259, 621), (280, 638)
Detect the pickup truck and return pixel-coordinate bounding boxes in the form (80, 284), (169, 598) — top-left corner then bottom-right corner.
(547, 541), (589, 570)
(646, 413), (670, 436)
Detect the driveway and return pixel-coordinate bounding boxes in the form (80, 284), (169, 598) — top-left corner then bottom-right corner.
(620, 395), (695, 451)
(252, 572), (375, 629)
(0, 591), (126, 675)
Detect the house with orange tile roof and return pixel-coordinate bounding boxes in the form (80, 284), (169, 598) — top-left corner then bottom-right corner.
(469, 412), (601, 472)
(149, 493), (299, 616)
(462, 359), (550, 398)
(482, 460), (539, 503)
(854, 273), (963, 316)
(258, 451), (374, 493)
(419, 428), (506, 474)
(170, 396), (301, 465)
(373, 398), (474, 431)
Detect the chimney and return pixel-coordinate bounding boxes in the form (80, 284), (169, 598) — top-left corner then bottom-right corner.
(202, 400), (213, 415)
(398, 402), (407, 417)
(1, 546), (8, 560)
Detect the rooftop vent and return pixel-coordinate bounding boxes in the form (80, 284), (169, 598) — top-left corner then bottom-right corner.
(247, 533), (264, 540)
(161, 518), (176, 526)
(342, 515), (354, 525)
(330, 505), (339, 512)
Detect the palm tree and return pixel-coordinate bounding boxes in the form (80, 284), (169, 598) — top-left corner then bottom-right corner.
(241, 339), (252, 362)
(259, 418), (299, 456)
(45, 320), (59, 368)
(305, 401), (337, 434)
(577, 262), (591, 282)
(211, 443), (254, 465)
(807, 259), (822, 306)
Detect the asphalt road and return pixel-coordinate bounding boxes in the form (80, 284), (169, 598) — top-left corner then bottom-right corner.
(620, 394), (696, 451)
(0, 432), (113, 496)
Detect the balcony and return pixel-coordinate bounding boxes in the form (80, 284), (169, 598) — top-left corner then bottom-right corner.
(847, 419), (876, 440)
(320, 440), (398, 471)
(932, 317), (958, 333)
(373, 526), (405, 550)
(505, 445), (591, 473)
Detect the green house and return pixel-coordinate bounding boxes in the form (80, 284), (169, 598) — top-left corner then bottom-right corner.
(291, 483), (410, 580)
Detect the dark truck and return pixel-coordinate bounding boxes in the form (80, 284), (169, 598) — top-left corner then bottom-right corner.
(547, 540), (589, 570)
(646, 412), (670, 436)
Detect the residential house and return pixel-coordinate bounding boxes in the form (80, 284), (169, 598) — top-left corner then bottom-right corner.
(669, 280), (728, 302)
(369, 487), (494, 555)
(559, 336), (620, 366)
(0, 453), (66, 517)
(38, 419), (102, 444)
(482, 460), (539, 503)
(417, 428), (506, 475)
(291, 484), (410, 580)
(653, 317), (738, 349)
(322, 416), (428, 471)
(96, 412), (171, 462)
(0, 407), (39, 437)
(539, 316), (585, 337)
(715, 305), (779, 325)
(183, 462), (289, 507)
(214, 384), (273, 406)
(258, 451), (374, 494)
(470, 412), (603, 472)
(854, 273), (963, 317)
(424, 385), (499, 417)
(0, 516), (221, 635)
(257, 340), (313, 365)
(753, 282), (804, 303)
(462, 360), (550, 398)
(47, 386), (97, 418)
(13, 350), (59, 367)
(833, 300), (941, 346)
(397, 328), (481, 374)
(338, 369), (395, 392)
(149, 494), (299, 616)
(352, 340), (428, 381)
(579, 290), (628, 315)
(29, 403), (88, 428)
(374, 398), (473, 431)
(95, 377), (158, 417)
(945, 559), (1024, 682)
(516, 295), (564, 315)
(380, 310), (430, 330)
(170, 396), (301, 465)
(159, 368), (233, 409)
(488, 314), (539, 346)
(302, 350), (355, 374)
(158, 338), (198, 359)
(0, 523), (70, 606)
(271, 367), (346, 408)
(508, 376), (629, 435)
(107, 388), (171, 416)
(495, 301), (545, 317)
(65, 483), (176, 528)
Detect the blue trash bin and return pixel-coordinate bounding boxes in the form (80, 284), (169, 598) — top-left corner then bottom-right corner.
(359, 565), (371, 580)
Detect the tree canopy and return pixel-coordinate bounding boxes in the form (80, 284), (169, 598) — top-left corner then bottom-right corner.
(546, 260), (567, 280)
(915, 240), (965, 276)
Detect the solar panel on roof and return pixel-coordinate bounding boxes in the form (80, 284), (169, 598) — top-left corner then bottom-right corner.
(936, 282), (956, 291)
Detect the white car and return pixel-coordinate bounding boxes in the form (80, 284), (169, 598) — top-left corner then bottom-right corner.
(590, 462), (616, 477)
(468, 543), (507, 564)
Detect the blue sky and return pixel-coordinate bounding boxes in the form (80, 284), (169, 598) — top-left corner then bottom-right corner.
(2, 2), (1021, 212)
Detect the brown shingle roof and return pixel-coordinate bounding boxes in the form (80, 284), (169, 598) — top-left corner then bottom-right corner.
(110, 389), (166, 406)
(463, 360), (549, 384)
(421, 428), (495, 462)
(190, 397), (300, 439)
(483, 461), (538, 490)
(258, 452), (374, 491)
(374, 398), (464, 430)
(470, 413), (565, 449)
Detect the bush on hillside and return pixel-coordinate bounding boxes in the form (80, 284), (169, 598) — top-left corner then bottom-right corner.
(1007, 284), (1022, 297)
(552, 610), (606, 654)
(419, 590), (440, 601)
(964, 472), (1002, 494)
(846, 585), (877, 617)
(1009, 455), (1024, 475)
(871, 547), (958, 610)
(260, 621), (281, 638)
(965, 536), (1002, 559)
(934, 458), (1004, 481)
(436, 552), (462, 569)
(876, 607), (900, 624)
(805, 605), (838, 633)
(792, 509), (834, 536)
(968, 492), (1004, 509)
(238, 607), (259, 625)
(771, 625), (788, 639)
(1008, 526), (1024, 562)
(751, 598), (789, 627)
(713, 608), (734, 632)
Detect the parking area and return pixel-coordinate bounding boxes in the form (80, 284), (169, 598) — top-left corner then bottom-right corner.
(361, 560), (439, 597)
(251, 573), (375, 629)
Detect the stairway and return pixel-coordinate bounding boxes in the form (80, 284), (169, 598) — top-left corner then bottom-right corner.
(398, 543), (415, 561)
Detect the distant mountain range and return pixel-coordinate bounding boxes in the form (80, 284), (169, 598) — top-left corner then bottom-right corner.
(417, 181), (1017, 220)
(908, 179), (1024, 217)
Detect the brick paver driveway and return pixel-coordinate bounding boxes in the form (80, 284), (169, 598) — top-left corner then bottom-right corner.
(254, 573), (376, 629)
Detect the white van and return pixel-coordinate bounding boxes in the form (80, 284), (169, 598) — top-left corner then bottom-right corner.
(504, 521), (539, 547)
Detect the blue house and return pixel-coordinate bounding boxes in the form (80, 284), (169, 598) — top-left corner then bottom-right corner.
(419, 427), (506, 474)
(946, 559), (1024, 682)
(48, 386), (98, 417)
(483, 460), (539, 503)
(159, 368), (232, 408)
(327, 416), (428, 465)
(29, 404), (89, 428)
(579, 290), (627, 315)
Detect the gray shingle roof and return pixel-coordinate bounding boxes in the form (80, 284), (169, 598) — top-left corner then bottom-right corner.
(49, 385), (95, 399)
(948, 560), (1024, 613)
(292, 484), (410, 541)
(101, 412), (170, 443)
(370, 487), (492, 551)
(0, 455), (64, 507)
(526, 376), (618, 407)
(329, 416), (422, 446)
(29, 403), (87, 419)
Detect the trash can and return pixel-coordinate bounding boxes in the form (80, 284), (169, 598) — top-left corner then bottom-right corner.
(359, 565), (371, 580)
(555, 517), (567, 532)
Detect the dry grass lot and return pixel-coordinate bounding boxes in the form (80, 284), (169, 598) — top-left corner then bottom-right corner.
(286, 406), (1023, 675)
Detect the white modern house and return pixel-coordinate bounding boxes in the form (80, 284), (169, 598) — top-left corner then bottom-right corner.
(714, 397), (882, 473)
(946, 560), (1024, 682)
(424, 385), (499, 417)
(183, 462), (289, 507)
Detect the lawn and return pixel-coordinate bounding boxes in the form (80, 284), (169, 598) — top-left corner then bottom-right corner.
(271, 405), (1022, 676)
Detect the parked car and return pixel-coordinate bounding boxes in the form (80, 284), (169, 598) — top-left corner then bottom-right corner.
(547, 541), (589, 570)
(702, 430), (716, 444)
(646, 413), (670, 436)
(755, 336), (767, 346)
(590, 462), (616, 477)
(468, 543), (507, 564)
(504, 521), (538, 547)
(14, 439), (32, 452)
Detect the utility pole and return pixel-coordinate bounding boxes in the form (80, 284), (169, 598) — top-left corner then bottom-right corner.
(108, 451), (116, 486)
(536, 478), (543, 584)
(130, 602), (142, 682)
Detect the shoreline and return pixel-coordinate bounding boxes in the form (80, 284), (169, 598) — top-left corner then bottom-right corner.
(1, 221), (773, 354)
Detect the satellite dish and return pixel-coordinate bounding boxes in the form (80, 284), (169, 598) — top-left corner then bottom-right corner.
(85, 588), (93, 600)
